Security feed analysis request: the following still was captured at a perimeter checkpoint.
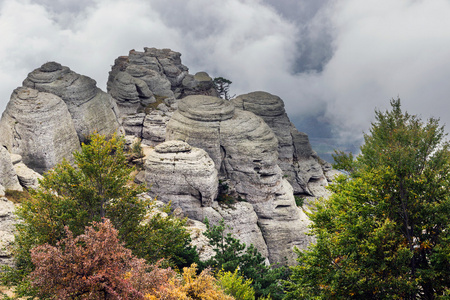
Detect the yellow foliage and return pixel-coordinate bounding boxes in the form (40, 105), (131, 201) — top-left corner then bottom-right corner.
(154, 264), (235, 300)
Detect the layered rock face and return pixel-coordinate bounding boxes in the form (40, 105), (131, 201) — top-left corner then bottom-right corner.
(145, 140), (218, 220)
(107, 48), (218, 145)
(0, 87), (81, 173)
(163, 95), (312, 264)
(145, 140), (269, 258)
(233, 91), (328, 197)
(23, 62), (120, 142)
(0, 147), (22, 192)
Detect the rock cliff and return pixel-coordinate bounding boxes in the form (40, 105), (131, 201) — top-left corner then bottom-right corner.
(161, 95), (313, 264)
(233, 91), (329, 197)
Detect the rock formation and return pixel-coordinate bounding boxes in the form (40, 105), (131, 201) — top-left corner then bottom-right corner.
(107, 48), (218, 145)
(22, 62), (120, 142)
(0, 146), (22, 192)
(0, 87), (81, 173)
(0, 198), (17, 268)
(233, 91), (328, 197)
(160, 95), (313, 264)
(145, 140), (269, 257)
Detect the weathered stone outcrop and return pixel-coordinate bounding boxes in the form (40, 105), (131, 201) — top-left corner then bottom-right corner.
(0, 87), (81, 173)
(0, 146), (22, 192)
(233, 91), (328, 196)
(0, 198), (17, 268)
(145, 140), (218, 220)
(23, 62), (120, 142)
(107, 48), (218, 145)
(164, 95), (311, 264)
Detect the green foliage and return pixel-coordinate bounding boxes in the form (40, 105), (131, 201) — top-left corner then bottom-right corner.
(213, 77), (234, 100)
(202, 218), (288, 300)
(286, 98), (450, 299)
(3, 133), (197, 293)
(217, 268), (255, 300)
(294, 196), (305, 207)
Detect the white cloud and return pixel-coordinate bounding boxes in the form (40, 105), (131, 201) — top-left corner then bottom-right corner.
(2, 0), (450, 149)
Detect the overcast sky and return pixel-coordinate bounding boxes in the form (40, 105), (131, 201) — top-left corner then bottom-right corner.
(1, 0), (450, 148)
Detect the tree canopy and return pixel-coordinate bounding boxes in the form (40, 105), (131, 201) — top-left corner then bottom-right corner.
(5, 133), (197, 296)
(286, 99), (450, 299)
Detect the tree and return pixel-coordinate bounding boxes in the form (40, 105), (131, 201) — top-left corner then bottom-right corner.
(5, 133), (197, 292)
(213, 77), (234, 100)
(30, 219), (175, 300)
(286, 99), (450, 299)
(202, 219), (289, 300)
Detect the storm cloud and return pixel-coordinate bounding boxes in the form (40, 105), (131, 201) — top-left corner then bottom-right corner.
(1, 0), (450, 151)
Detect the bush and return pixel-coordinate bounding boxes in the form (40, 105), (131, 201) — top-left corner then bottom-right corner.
(217, 268), (255, 300)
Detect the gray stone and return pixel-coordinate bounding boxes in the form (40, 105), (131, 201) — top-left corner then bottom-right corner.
(142, 110), (172, 146)
(165, 95), (313, 264)
(233, 91), (328, 196)
(0, 87), (81, 174)
(0, 197), (17, 268)
(23, 62), (120, 142)
(145, 140), (218, 221)
(14, 162), (43, 190)
(0, 146), (22, 191)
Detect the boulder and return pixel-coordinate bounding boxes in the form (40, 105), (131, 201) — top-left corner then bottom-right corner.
(145, 140), (218, 221)
(14, 162), (43, 190)
(23, 62), (120, 142)
(0, 87), (81, 174)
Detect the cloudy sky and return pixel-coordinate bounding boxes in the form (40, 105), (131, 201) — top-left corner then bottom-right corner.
(1, 0), (450, 152)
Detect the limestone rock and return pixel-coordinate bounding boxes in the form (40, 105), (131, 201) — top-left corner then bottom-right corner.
(0, 197), (17, 268)
(0, 87), (81, 173)
(233, 91), (328, 196)
(187, 219), (215, 262)
(14, 162), (43, 190)
(23, 62), (120, 142)
(145, 140), (218, 221)
(0, 146), (22, 191)
(166, 95), (312, 264)
(0, 185), (4, 197)
(142, 110), (172, 146)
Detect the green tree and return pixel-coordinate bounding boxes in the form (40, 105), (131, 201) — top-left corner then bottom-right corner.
(217, 268), (255, 300)
(286, 99), (450, 299)
(203, 219), (288, 300)
(4, 133), (197, 293)
(213, 77), (234, 100)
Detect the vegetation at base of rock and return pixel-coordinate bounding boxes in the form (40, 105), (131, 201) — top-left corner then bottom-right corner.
(285, 98), (450, 298)
(30, 219), (174, 300)
(3, 189), (30, 204)
(202, 218), (289, 300)
(217, 268), (255, 300)
(2, 133), (197, 297)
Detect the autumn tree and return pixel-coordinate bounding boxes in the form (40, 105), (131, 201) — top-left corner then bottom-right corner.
(30, 219), (174, 300)
(285, 99), (450, 299)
